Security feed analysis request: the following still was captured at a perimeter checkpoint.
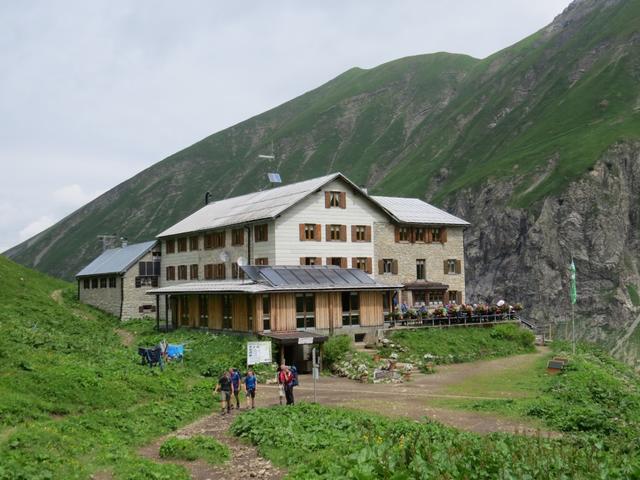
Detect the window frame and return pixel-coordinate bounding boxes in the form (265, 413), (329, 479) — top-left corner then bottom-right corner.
(341, 291), (360, 326)
(177, 237), (188, 252)
(447, 259), (457, 274)
(166, 239), (175, 254)
(189, 264), (199, 280)
(189, 236), (199, 251)
(304, 223), (316, 240)
(222, 294), (232, 329)
(416, 259), (426, 280)
(177, 265), (188, 280)
(254, 224), (268, 242)
(262, 294), (271, 331)
(295, 293), (316, 329)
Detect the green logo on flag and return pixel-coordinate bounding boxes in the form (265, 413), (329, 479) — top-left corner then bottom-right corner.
(569, 260), (577, 305)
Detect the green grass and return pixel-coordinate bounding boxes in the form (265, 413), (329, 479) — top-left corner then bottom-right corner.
(627, 284), (640, 307)
(231, 402), (639, 479)
(380, 324), (536, 366)
(0, 256), (259, 480)
(159, 436), (230, 464)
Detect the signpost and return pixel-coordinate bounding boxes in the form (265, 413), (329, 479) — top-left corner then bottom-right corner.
(298, 337), (313, 345)
(247, 341), (272, 365)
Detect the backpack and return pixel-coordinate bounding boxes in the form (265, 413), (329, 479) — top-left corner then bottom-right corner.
(291, 366), (299, 386)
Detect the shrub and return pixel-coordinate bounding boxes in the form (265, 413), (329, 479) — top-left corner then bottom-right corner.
(159, 436), (230, 464)
(323, 335), (353, 367)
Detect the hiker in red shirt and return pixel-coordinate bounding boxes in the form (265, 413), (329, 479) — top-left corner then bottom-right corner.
(279, 365), (295, 405)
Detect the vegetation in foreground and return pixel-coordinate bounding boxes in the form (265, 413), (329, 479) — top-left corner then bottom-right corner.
(380, 323), (536, 366)
(231, 402), (639, 479)
(159, 436), (230, 464)
(0, 256), (251, 480)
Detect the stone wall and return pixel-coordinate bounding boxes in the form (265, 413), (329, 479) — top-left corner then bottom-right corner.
(78, 275), (122, 317)
(373, 223), (466, 304)
(121, 250), (159, 320)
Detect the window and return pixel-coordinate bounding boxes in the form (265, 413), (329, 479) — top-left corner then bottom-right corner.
(177, 237), (188, 252)
(429, 291), (444, 307)
(414, 290), (426, 304)
(354, 257), (369, 272)
(204, 264), (213, 280)
(397, 227), (410, 242)
(213, 263), (226, 280)
(255, 257), (269, 266)
(180, 296), (189, 324)
(91, 278), (98, 289)
(327, 224), (345, 241)
(189, 236), (199, 251)
(166, 239), (175, 254)
(222, 294), (232, 329)
(295, 293), (315, 329)
(446, 259), (461, 274)
(416, 259), (426, 280)
(301, 223), (317, 241)
(135, 276), (157, 288)
(204, 231), (225, 249)
(302, 257), (320, 265)
(448, 291), (459, 304)
(353, 225), (367, 241)
(190, 264), (199, 280)
(246, 296), (254, 331)
(100, 277), (107, 288)
(138, 261), (155, 276)
(325, 191), (345, 208)
(83, 279), (90, 289)
(327, 257), (346, 267)
(342, 292), (360, 326)
(431, 228), (441, 243)
(382, 259), (394, 274)
(262, 294), (271, 331)
(152, 259), (161, 276)
(199, 295), (208, 327)
(138, 304), (156, 314)
(255, 224), (268, 242)
(414, 228), (426, 243)
(232, 262), (244, 279)
(178, 265), (188, 280)
(231, 228), (244, 246)
(166, 266), (176, 281)
(109, 277), (116, 288)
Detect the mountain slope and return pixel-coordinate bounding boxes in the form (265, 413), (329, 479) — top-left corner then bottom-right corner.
(5, 0), (640, 359)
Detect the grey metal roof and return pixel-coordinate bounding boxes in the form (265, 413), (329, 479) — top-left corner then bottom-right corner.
(370, 196), (469, 226)
(76, 241), (157, 277)
(146, 266), (401, 295)
(157, 173), (351, 237)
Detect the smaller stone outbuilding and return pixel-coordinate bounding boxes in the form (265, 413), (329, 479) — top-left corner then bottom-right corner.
(76, 240), (160, 320)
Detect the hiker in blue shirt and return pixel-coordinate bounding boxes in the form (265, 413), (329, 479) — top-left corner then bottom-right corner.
(229, 367), (241, 410)
(244, 368), (257, 409)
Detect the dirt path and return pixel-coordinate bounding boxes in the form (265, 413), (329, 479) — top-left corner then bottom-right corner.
(50, 289), (63, 304)
(139, 411), (285, 480)
(115, 328), (135, 347)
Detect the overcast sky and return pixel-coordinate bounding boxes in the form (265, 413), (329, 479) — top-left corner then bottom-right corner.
(0, 0), (570, 253)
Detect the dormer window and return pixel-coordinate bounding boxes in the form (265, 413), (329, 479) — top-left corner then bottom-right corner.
(325, 191), (346, 209)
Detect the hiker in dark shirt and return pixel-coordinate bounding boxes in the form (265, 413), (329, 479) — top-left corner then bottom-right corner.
(229, 367), (241, 410)
(215, 371), (232, 415)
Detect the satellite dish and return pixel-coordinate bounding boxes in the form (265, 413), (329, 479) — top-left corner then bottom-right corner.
(219, 251), (230, 262)
(237, 256), (247, 267)
(497, 300), (505, 307)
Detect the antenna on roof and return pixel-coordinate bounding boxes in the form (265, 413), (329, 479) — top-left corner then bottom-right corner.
(258, 141), (282, 188)
(205, 191), (212, 206)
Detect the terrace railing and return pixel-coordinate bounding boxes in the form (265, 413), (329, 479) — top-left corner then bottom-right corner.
(385, 311), (524, 329)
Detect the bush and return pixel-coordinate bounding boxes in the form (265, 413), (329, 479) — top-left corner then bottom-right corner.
(490, 324), (535, 349)
(323, 335), (353, 368)
(159, 435), (230, 464)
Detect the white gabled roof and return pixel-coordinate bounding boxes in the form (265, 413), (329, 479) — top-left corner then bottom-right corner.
(370, 196), (469, 226)
(157, 173), (347, 238)
(76, 240), (157, 277)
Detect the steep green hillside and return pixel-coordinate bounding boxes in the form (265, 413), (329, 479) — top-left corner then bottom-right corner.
(6, 0), (639, 281)
(0, 256), (251, 479)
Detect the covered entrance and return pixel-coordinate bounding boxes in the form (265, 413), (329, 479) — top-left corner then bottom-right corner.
(261, 331), (328, 373)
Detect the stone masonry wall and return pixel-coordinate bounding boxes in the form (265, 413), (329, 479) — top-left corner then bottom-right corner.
(373, 223), (466, 304)
(78, 276), (122, 317)
(122, 250), (158, 320)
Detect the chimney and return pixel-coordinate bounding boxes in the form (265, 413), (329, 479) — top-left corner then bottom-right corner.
(360, 185), (368, 194)
(120, 237), (128, 248)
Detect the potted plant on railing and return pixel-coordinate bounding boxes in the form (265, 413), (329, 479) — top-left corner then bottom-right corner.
(462, 304), (473, 318)
(513, 303), (524, 312)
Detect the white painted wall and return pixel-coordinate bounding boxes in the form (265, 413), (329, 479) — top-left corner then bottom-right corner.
(274, 179), (387, 266)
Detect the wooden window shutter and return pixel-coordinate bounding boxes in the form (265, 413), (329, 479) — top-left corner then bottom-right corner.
(456, 260), (462, 274)
(239, 229), (244, 245)
(394, 226), (400, 243)
(444, 260), (448, 274)
(324, 191), (331, 208)
(340, 257), (347, 268)
(444, 291), (450, 304)
(426, 229), (432, 243)
(326, 224), (331, 241)
(314, 224), (321, 241)
(365, 225), (372, 242)
(457, 291), (463, 304)
(339, 192), (346, 209)
(409, 227), (415, 243)
(351, 257), (357, 269)
(300, 257), (305, 265)
(378, 259), (384, 274)
(221, 264), (226, 279)
(340, 225), (347, 242)
(391, 260), (399, 275)
(299, 224), (305, 241)
(351, 225), (356, 241)
(441, 227), (447, 243)
(326, 257), (332, 267)
(366, 257), (372, 274)
(315, 257), (322, 265)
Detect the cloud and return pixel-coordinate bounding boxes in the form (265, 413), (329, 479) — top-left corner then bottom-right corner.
(18, 215), (55, 241)
(52, 184), (103, 208)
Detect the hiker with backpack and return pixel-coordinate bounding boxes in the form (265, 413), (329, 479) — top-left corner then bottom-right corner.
(244, 368), (257, 409)
(279, 364), (296, 405)
(215, 370), (232, 415)
(229, 367), (241, 410)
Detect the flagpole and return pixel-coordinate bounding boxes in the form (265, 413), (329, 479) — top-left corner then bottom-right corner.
(571, 297), (575, 355)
